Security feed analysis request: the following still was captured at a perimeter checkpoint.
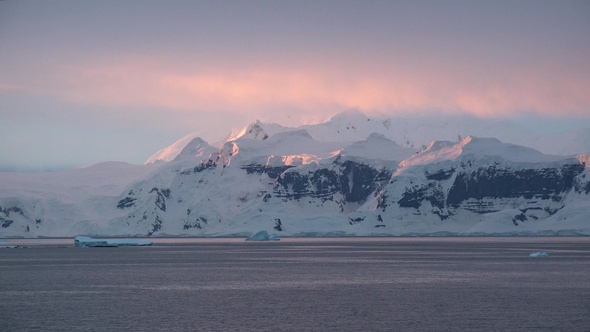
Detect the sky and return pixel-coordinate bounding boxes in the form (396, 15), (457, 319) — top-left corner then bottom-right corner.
(1, 0), (589, 171)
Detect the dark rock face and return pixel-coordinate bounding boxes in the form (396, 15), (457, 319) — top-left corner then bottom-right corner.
(390, 160), (588, 219)
(341, 161), (392, 203)
(117, 197), (136, 209)
(273, 160), (392, 204)
(147, 215), (162, 236)
(180, 160), (217, 174)
(241, 164), (295, 179)
(149, 188), (170, 212)
(425, 168), (455, 181)
(398, 182), (446, 210)
(0, 206), (24, 216)
(274, 218), (283, 231)
(447, 164), (585, 206)
(348, 216), (364, 225)
(1, 218), (13, 228)
(117, 190), (138, 210)
(513, 212), (527, 225)
(574, 173), (590, 194)
(184, 216), (207, 230)
(0, 206), (25, 228)
(117, 187), (172, 236)
(274, 168), (339, 200)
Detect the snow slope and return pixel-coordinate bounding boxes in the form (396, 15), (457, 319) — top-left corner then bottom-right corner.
(1, 111), (589, 238)
(400, 136), (564, 169)
(150, 111), (590, 163)
(146, 134), (217, 164)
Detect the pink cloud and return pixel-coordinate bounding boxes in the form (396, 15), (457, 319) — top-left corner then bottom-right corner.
(22, 55), (590, 122)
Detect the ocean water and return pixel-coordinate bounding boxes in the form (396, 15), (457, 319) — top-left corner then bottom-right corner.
(1, 237), (589, 331)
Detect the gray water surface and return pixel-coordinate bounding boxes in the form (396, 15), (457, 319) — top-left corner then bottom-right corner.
(1, 237), (589, 331)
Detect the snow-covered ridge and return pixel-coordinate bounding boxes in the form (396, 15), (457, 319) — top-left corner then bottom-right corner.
(174, 137), (218, 161)
(146, 133), (204, 164)
(228, 120), (292, 141)
(148, 111), (590, 164)
(1, 111), (589, 238)
(400, 136), (564, 169)
(219, 130), (344, 167)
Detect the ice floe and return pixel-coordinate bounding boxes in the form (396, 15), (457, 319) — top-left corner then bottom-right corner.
(74, 236), (152, 247)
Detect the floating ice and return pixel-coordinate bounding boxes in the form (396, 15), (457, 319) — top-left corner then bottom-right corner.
(529, 251), (549, 257)
(0, 245), (21, 249)
(246, 230), (280, 241)
(74, 236), (152, 247)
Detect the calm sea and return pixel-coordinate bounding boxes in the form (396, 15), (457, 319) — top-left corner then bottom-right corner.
(1, 237), (589, 331)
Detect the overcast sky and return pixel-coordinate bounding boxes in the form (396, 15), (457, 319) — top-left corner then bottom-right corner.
(1, 0), (589, 171)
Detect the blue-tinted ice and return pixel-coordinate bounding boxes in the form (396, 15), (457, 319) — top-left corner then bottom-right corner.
(74, 236), (152, 247)
(245, 230), (280, 241)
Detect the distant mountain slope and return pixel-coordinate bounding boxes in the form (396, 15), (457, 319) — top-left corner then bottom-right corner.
(146, 133), (204, 164)
(368, 137), (590, 235)
(148, 111), (590, 163)
(1, 112), (589, 238)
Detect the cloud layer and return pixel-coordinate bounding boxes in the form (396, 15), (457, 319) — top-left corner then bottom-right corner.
(1, 0), (589, 171)
(19, 54), (590, 121)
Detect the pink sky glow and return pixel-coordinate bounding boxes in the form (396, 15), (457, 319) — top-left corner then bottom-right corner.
(46, 57), (590, 121)
(0, 0), (589, 170)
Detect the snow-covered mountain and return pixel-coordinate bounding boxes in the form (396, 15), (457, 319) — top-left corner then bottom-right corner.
(1, 111), (589, 237)
(146, 134), (218, 164)
(148, 111), (590, 163)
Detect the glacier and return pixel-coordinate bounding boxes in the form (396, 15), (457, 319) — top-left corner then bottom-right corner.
(1, 111), (589, 238)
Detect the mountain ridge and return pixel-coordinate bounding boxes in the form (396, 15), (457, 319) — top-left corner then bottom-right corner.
(147, 111), (590, 164)
(1, 111), (589, 237)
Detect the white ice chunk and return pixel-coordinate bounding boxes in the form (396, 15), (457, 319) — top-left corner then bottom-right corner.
(74, 236), (152, 247)
(529, 251), (549, 257)
(245, 230), (280, 241)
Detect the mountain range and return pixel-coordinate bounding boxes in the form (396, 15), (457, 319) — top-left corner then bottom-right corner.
(1, 111), (589, 237)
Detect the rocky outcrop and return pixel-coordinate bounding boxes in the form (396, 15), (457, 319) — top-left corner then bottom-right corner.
(273, 160), (392, 203)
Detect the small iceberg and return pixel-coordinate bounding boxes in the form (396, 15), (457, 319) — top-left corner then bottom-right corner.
(529, 251), (549, 257)
(74, 236), (152, 247)
(0, 245), (21, 249)
(246, 230), (280, 241)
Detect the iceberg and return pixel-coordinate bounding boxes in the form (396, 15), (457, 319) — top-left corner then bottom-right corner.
(245, 230), (280, 241)
(0, 245), (21, 249)
(74, 236), (152, 247)
(529, 251), (549, 257)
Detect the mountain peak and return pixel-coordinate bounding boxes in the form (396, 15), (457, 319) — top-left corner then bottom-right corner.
(175, 137), (217, 161)
(230, 120), (291, 141)
(328, 110), (369, 123)
(145, 133), (208, 164)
